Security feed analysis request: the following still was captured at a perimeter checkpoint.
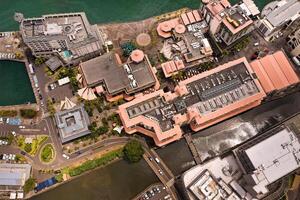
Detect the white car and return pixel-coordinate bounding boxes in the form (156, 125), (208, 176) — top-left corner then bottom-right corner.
(6, 118), (9, 123)
(11, 131), (16, 137)
(0, 118), (3, 123)
(19, 126), (25, 129)
(0, 140), (8, 145)
(62, 154), (70, 159)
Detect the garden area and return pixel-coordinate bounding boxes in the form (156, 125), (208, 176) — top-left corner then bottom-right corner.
(0, 110), (17, 117)
(16, 135), (48, 156)
(20, 109), (37, 119)
(0, 109), (38, 118)
(40, 144), (55, 163)
(65, 148), (124, 177)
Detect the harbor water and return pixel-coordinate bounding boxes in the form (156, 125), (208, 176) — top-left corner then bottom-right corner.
(0, 61), (35, 105)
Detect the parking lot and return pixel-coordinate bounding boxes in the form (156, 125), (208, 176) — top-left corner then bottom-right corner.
(135, 183), (173, 200)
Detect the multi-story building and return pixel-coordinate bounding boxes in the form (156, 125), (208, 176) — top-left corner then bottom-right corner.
(234, 123), (300, 198)
(182, 113), (300, 200)
(0, 163), (31, 191)
(287, 28), (300, 58)
(256, 0), (300, 40)
(118, 51), (299, 146)
(250, 51), (300, 100)
(55, 104), (91, 143)
(20, 12), (104, 65)
(78, 50), (159, 102)
(201, 0), (256, 46)
(156, 10), (213, 70)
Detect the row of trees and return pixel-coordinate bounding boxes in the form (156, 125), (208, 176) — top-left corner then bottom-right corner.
(0, 109), (37, 118)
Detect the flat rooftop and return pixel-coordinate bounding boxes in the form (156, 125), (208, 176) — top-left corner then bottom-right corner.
(21, 13), (89, 43)
(182, 22), (213, 63)
(245, 127), (300, 184)
(185, 62), (260, 115)
(80, 52), (156, 95)
(188, 170), (242, 200)
(222, 5), (253, 34)
(55, 104), (90, 143)
(122, 57), (265, 138)
(262, 0), (300, 27)
(0, 163), (31, 186)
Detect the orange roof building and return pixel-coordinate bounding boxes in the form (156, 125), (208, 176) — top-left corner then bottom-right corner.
(118, 51), (299, 146)
(202, 0), (254, 46)
(161, 60), (185, 78)
(250, 51), (299, 93)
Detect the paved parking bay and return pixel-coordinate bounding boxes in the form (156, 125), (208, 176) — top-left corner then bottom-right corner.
(134, 183), (173, 200)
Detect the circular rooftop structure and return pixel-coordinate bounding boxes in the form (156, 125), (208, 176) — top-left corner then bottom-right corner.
(136, 33), (151, 47)
(202, 0), (210, 4)
(175, 24), (186, 34)
(130, 49), (145, 63)
(160, 21), (172, 32)
(64, 25), (73, 33)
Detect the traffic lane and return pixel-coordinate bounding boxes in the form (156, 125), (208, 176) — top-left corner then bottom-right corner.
(69, 137), (130, 159)
(50, 140), (128, 169)
(146, 151), (173, 180)
(144, 151), (171, 183)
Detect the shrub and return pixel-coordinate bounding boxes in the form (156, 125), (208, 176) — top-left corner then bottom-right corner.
(23, 178), (36, 193)
(55, 173), (63, 183)
(121, 42), (136, 57)
(0, 110), (18, 117)
(123, 140), (144, 163)
(68, 148), (123, 177)
(41, 144), (54, 163)
(24, 143), (32, 153)
(20, 109), (37, 119)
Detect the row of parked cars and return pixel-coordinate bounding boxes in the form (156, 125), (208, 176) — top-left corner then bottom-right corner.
(0, 153), (16, 161)
(0, 52), (16, 59)
(0, 139), (8, 145)
(0, 32), (13, 37)
(141, 186), (165, 200)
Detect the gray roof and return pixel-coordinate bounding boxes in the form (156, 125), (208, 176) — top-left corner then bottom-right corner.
(45, 56), (63, 71)
(80, 52), (156, 95)
(55, 104), (91, 143)
(0, 164), (31, 186)
(245, 128), (300, 184)
(263, 0), (300, 27)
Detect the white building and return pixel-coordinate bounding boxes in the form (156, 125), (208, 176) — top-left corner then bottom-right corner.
(256, 0), (300, 40)
(235, 127), (300, 197)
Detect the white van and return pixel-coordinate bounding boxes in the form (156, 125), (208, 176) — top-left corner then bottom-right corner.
(155, 157), (160, 163)
(292, 56), (300, 67)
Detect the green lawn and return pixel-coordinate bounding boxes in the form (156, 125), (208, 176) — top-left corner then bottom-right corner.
(17, 135), (48, 156)
(40, 144), (55, 163)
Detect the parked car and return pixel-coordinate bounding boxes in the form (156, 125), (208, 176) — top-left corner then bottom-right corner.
(11, 131), (16, 137)
(62, 154), (70, 159)
(292, 56), (300, 67)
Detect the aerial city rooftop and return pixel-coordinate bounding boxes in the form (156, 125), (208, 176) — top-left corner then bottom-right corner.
(0, 0), (300, 198)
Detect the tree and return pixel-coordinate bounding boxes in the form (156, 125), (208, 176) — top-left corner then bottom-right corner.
(123, 140), (144, 163)
(20, 109), (37, 119)
(121, 42), (136, 57)
(23, 178), (36, 193)
(24, 143), (32, 153)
